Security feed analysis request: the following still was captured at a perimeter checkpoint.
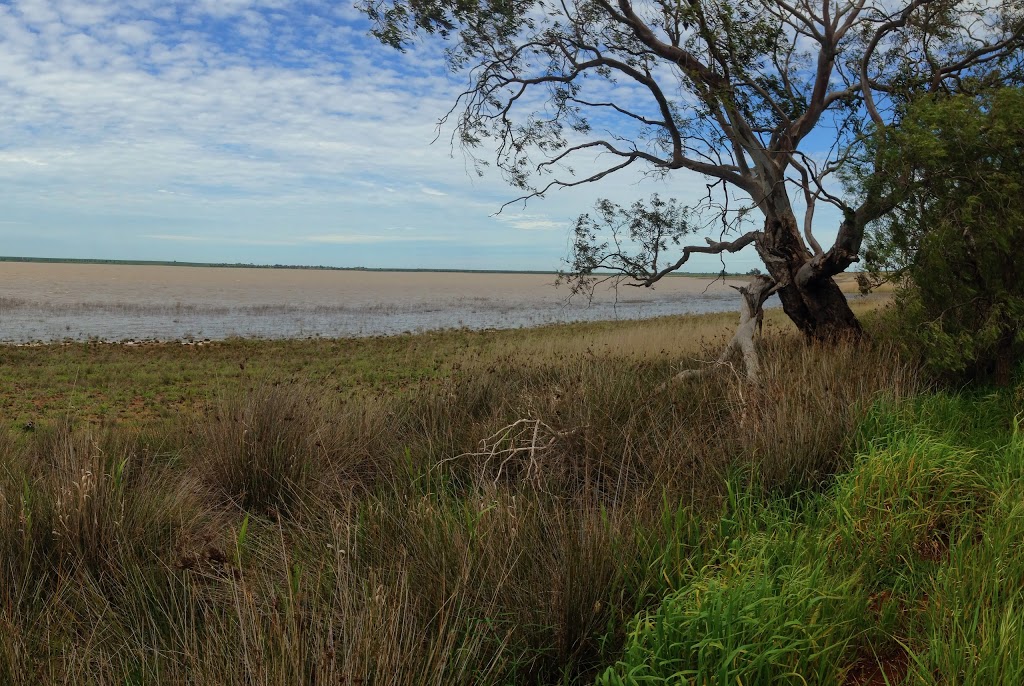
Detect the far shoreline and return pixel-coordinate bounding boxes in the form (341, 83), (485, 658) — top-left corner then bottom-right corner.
(0, 255), (742, 279)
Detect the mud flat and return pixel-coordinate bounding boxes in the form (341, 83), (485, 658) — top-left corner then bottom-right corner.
(0, 262), (771, 343)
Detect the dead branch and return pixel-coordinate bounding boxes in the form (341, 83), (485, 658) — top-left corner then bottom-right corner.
(665, 275), (781, 386)
(437, 418), (582, 486)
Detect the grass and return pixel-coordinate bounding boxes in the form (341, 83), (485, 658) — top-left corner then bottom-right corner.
(600, 389), (1024, 685)
(8, 300), (1019, 684)
(0, 301), (883, 430)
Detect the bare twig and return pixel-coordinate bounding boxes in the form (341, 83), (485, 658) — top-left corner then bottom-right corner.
(436, 419), (583, 486)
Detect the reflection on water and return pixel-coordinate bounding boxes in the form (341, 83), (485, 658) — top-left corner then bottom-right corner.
(0, 292), (756, 343)
(0, 264), (765, 343)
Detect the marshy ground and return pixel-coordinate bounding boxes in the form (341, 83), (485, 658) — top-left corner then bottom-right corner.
(1, 300), (1020, 684)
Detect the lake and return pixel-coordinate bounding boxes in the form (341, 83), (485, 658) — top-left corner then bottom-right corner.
(0, 262), (762, 343)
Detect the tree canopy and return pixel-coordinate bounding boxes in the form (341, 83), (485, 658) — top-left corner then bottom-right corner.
(363, 0), (1024, 339)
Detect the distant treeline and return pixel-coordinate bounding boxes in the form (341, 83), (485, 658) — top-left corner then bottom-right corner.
(0, 255), (749, 278)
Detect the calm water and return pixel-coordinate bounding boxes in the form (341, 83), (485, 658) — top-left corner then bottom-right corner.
(0, 263), (763, 343)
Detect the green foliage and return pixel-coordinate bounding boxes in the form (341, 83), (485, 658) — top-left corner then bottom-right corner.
(602, 389), (1024, 685)
(601, 536), (864, 685)
(559, 194), (696, 296)
(863, 87), (1024, 383)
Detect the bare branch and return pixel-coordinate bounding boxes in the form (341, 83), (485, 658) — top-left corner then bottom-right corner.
(567, 97), (666, 127)
(860, 0), (931, 125)
(643, 230), (762, 286)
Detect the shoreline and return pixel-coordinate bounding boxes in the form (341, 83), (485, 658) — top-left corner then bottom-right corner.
(0, 262), (756, 343)
(0, 255), (734, 278)
(0, 261), (883, 345)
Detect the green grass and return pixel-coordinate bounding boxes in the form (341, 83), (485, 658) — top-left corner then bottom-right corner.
(600, 389), (1024, 685)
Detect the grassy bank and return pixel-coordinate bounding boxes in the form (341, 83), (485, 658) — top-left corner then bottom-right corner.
(601, 389), (1024, 684)
(0, 309), (763, 428)
(2, 306), (1017, 683)
(0, 303), (881, 429)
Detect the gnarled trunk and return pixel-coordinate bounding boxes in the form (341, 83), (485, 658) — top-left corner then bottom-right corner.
(775, 277), (862, 341)
(757, 203), (863, 342)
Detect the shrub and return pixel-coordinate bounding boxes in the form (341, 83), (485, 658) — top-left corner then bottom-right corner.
(861, 88), (1024, 384)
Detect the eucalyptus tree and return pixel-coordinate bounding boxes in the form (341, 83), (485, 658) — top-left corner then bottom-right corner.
(363, 0), (1024, 339)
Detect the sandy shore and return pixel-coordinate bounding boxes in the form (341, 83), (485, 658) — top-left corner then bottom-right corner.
(0, 262), (754, 309)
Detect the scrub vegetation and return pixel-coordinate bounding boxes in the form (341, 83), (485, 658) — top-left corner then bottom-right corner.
(3, 298), (1021, 684)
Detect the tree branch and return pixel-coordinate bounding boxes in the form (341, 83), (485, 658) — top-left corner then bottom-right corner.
(642, 230), (762, 286)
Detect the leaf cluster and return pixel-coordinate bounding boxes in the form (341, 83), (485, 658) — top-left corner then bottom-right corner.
(863, 87), (1024, 382)
(559, 194), (695, 296)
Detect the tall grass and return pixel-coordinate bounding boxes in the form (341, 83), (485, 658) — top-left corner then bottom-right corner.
(601, 389), (1024, 685)
(0, 327), (921, 684)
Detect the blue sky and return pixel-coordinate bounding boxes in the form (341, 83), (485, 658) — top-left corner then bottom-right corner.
(0, 0), (835, 272)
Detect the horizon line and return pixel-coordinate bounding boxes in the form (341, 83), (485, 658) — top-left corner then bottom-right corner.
(0, 255), (745, 277)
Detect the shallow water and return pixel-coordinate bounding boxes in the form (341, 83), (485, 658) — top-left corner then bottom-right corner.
(0, 263), (760, 343)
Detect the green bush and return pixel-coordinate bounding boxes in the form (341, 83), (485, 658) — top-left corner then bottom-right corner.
(598, 541), (864, 685)
(861, 87), (1024, 384)
(600, 390), (1024, 685)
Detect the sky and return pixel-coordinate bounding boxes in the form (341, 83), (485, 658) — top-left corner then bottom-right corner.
(0, 0), (837, 272)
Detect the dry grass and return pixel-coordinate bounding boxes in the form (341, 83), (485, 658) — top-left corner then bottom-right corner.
(1, 308), (916, 684)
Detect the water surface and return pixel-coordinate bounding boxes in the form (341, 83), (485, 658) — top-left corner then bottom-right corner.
(0, 263), (756, 343)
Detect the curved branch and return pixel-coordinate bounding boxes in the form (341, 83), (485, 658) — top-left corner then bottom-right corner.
(860, 0), (937, 125)
(500, 149), (641, 210)
(567, 97), (666, 127)
(642, 230), (761, 286)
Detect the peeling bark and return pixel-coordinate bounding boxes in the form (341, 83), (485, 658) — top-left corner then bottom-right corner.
(670, 275), (780, 385)
(757, 203), (864, 342)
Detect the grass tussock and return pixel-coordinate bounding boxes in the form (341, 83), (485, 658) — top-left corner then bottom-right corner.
(601, 389), (1024, 685)
(0, 312), (928, 684)
(196, 382), (327, 513)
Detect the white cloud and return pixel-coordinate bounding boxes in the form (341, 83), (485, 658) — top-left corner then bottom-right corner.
(496, 214), (565, 231)
(59, 2), (117, 28)
(144, 234), (213, 242)
(145, 234), (299, 246)
(0, 153), (49, 166)
(0, 0), (784, 271)
(14, 0), (61, 26)
(303, 233), (454, 244)
(113, 21), (156, 46)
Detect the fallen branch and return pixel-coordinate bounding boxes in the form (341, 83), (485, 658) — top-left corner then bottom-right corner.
(667, 275), (781, 386)
(437, 418), (582, 486)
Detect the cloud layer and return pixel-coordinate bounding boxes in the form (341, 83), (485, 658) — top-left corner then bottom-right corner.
(0, 0), (774, 271)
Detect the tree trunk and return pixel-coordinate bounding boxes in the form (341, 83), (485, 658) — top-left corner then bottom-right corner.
(757, 209), (863, 342)
(667, 275), (778, 386)
(991, 327), (1016, 387)
(777, 278), (862, 341)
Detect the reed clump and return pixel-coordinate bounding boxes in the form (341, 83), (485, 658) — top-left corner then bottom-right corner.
(0, 320), (929, 684)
